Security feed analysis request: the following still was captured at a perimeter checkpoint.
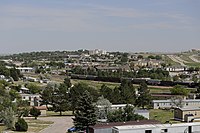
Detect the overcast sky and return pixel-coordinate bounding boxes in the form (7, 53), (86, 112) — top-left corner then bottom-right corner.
(0, 0), (199, 54)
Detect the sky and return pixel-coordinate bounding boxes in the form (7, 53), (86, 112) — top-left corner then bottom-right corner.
(0, 0), (200, 54)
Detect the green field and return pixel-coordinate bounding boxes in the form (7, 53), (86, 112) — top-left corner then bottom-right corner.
(71, 79), (120, 89)
(164, 55), (180, 66)
(46, 111), (73, 116)
(150, 109), (175, 123)
(0, 118), (53, 133)
(185, 62), (200, 67)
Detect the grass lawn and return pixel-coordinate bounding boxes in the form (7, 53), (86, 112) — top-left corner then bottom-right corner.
(0, 118), (53, 133)
(185, 62), (200, 67)
(149, 87), (171, 93)
(46, 111), (73, 116)
(150, 109), (177, 124)
(71, 79), (120, 89)
(15, 118), (53, 133)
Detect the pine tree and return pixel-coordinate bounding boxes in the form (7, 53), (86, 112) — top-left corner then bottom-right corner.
(52, 83), (70, 115)
(135, 82), (151, 109)
(73, 90), (97, 132)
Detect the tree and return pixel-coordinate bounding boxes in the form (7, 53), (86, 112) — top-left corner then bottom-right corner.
(52, 83), (70, 115)
(95, 96), (112, 119)
(119, 79), (136, 104)
(73, 91), (97, 132)
(15, 118), (28, 131)
(64, 77), (72, 88)
(69, 83), (98, 113)
(170, 96), (184, 108)
(170, 85), (189, 96)
(26, 83), (41, 94)
(135, 82), (151, 109)
(29, 107), (41, 119)
(0, 107), (15, 130)
(40, 82), (57, 109)
(99, 84), (113, 101)
(107, 104), (146, 122)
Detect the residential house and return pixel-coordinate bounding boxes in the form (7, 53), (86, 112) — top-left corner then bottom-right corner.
(20, 93), (41, 106)
(174, 107), (200, 122)
(35, 106), (47, 116)
(17, 67), (34, 73)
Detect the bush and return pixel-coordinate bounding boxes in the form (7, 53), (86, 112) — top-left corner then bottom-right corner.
(23, 108), (30, 117)
(15, 118), (28, 131)
(30, 107), (41, 119)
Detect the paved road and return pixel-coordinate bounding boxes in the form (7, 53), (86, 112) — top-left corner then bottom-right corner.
(39, 116), (74, 133)
(167, 55), (186, 66)
(189, 55), (200, 63)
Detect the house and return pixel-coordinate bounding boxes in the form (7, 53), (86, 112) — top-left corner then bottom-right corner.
(112, 122), (200, 133)
(152, 99), (200, 109)
(165, 66), (187, 72)
(19, 87), (30, 94)
(89, 120), (160, 133)
(35, 106), (47, 116)
(16, 67), (34, 73)
(20, 93), (41, 106)
(174, 107), (200, 122)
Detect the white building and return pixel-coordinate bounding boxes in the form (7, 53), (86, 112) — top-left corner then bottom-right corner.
(89, 49), (107, 55)
(152, 99), (200, 109)
(20, 93), (41, 106)
(17, 67), (34, 73)
(97, 104), (149, 119)
(112, 122), (200, 133)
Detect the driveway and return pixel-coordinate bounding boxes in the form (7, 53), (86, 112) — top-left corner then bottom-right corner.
(39, 116), (74, 133)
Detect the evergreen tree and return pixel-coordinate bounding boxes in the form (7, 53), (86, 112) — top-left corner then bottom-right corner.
(40, 83), (56, 109)
(119, 79), (136, 104)
(73, 90), (97, 132)
(69, 83), (98, 113)
(135, 82), (151, 109)
(64, 77), (71, 88)
(52, 83), (70, 115)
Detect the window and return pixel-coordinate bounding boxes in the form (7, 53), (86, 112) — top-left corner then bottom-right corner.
(161, 129), (168, 132)
(145, 130), (152, 133)
(157, 103), (159, 106)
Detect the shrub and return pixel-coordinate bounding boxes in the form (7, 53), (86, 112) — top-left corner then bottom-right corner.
(23, 108), (30, 117)
(15, 118), (28, 131)
(30, 107), (41, 119)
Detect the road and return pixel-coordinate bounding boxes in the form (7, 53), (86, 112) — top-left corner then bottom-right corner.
(39, 116), (74, 133)
(189, 55), (200, 63)
(167, 55), (186, 66)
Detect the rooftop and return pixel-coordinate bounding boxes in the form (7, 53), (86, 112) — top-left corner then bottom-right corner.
(89, 120), (161, 129)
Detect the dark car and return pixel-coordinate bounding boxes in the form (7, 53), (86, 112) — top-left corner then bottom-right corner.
(67, 127), (78, 132)
(67, 127), (86, 133)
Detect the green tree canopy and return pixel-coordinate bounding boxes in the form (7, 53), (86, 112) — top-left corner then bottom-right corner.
(170, 85), (189, 96)
(73, 90), (97, 131)
(107, 104), (146, 122)
(135, 82), (151, 109)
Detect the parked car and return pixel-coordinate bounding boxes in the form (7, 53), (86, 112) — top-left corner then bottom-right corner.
(67, 127), (78, 132)
(67, 127), (86, 133)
